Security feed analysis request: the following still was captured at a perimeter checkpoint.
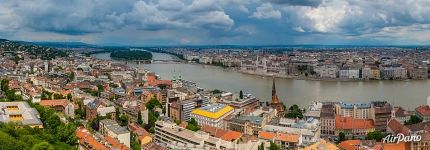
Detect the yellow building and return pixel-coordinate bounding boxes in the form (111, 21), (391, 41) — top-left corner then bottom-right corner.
(0, 102), (43, 128)
(190, 103), (234, 129)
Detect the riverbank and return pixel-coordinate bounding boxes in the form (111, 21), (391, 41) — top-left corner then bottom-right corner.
(91, 52), (430, 109)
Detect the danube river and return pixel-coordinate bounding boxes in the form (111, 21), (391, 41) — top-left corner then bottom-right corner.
(93, 52), (430, 109)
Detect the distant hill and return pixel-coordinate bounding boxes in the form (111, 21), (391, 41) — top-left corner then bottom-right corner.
(29, 41), (97, 48)
(1, 39), (67, 60)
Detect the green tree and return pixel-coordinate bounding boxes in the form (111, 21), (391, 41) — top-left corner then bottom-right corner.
(158, 84), (167, 90)
(239, 90), (244, 99)
(118, 114), (129, 126)
(258, 142), (265, 150)
(1, 78), (9, 92)
(405, 115), (423, 125)
(269, 142), (281, 150)
(130, 132), (141, 150)
(186, 118), (200, 132)
(365, 131), (385, 142)
(97, 84), (104, 92)
(338, 132), (346, 143)
(212, 89), (222, 94)
(285, 104), (303, 119)
(175, 119), (181, 125)
(115, 107), (120, 120)
(53, 93), (64, 99)
(66, 94), (72, 101)
(31, 142), (54, 150)
(146, 97), (162, 110)
(137, 111), (143, 125)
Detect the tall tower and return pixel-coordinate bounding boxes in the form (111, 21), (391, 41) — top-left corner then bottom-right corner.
(270, 77), (284, 116)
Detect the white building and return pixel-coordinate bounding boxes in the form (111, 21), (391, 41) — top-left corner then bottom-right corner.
(154, 121), (252, 150)
(99, 119), (131, 148)
(0, 102), (43, 128)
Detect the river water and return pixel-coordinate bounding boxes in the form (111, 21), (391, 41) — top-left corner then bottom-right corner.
(93, 52), (430, 109)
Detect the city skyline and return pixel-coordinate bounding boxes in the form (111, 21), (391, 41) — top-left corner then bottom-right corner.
(1, 0), (430, 46)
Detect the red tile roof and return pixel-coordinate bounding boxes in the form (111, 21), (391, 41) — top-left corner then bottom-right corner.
(387, 118), (411, 135)
(129, 123), (151, 138)
(335, 115), (374, 130)
(383, 141), (410, 150)
(200, 125), (242, 141)
(220, 131), (242, 142)
(105, 136), (129, 150)
(76, 127), (128, 150)
(76, 128), (109, 150)
(415, 105), (430, 116)
(40, 99), (69, 107)
(258, 131), (276, 140)
(339, 140), (361, 150)
(275, 133), (299, 143)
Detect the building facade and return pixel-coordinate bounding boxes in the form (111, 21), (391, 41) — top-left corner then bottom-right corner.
(190, 103), (234, 129)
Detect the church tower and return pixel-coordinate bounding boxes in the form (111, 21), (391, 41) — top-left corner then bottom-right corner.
(270, 77), (285, 116)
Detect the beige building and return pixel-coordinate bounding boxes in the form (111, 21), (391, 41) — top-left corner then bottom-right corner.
(99, 119), (131, 148)
(154, 121), (239, 149)
(190, 103), (234, 129)
(335, 102), (371, 119)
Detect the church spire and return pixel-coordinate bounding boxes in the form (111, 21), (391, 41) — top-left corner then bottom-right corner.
(271, 77), (280, 104)
(272, 77), (277, 97)
(270, 77), (284, 116)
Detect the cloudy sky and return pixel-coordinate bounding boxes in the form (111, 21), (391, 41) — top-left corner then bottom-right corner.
(1, 0), (430, 46)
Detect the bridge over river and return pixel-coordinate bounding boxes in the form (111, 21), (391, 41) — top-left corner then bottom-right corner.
(132, 59), (184, 64)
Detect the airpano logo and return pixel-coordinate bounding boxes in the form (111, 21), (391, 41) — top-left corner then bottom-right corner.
(383, 133), (421, 144)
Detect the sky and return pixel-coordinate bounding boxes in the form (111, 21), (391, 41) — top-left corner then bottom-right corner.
(1, 0), (430, 46)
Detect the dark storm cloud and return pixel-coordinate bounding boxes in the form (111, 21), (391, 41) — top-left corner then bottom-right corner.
(1, 0), (430, 45)
(270, 0), (322, 7)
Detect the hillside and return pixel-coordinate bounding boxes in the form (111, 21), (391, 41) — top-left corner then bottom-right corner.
(0, 39), (67, 60)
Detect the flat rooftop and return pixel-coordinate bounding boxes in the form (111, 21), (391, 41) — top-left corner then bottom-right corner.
(0, 102), (43, 126)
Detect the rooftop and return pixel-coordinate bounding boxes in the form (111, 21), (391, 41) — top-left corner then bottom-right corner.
(0, 102), (43, 126)
(415, 105), (430, 116)
(39, 99), (69, 107)
(191, 103), (233, 119)
(335, 115), (374, 130)
(303, 139), (339, 150)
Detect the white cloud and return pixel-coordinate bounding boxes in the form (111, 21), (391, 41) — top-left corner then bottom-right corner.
(293, 26), (305, 32)
(251, 3), (281, 19)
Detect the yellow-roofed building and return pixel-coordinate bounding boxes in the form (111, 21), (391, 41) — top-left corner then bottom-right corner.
(190, 103), (234, 129)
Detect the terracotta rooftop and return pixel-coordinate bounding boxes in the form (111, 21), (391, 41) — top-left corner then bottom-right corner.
(76, 127), (128, 150)
(406, 121), (430, 132)
(129, 123), (151, 138)
(335, 115), (375, 130)
(200, 125), (242, 142)
(339, 140), (361, 150)
(415, 105), (430, 116)
(40, 99), (69, 107)
(394, 107), (411, 118)
(383, 141), (410, 150)
(387, 118), (411, 135)
(220, 131), (242, 142)
(76, 128), (109, 150)
(275, 132), (299, 143)
(258, 131), (276, 140)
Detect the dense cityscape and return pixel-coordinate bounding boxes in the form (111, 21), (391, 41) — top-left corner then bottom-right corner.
(1, 39), (430, 150)
(2, 1), (430, 150)
(154, 47), (430, 81)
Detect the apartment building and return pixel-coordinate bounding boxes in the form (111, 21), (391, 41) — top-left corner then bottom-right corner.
(99, 119), (131, 148)
(190, 103), (234, 129)
(154, 121), (237, 149)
